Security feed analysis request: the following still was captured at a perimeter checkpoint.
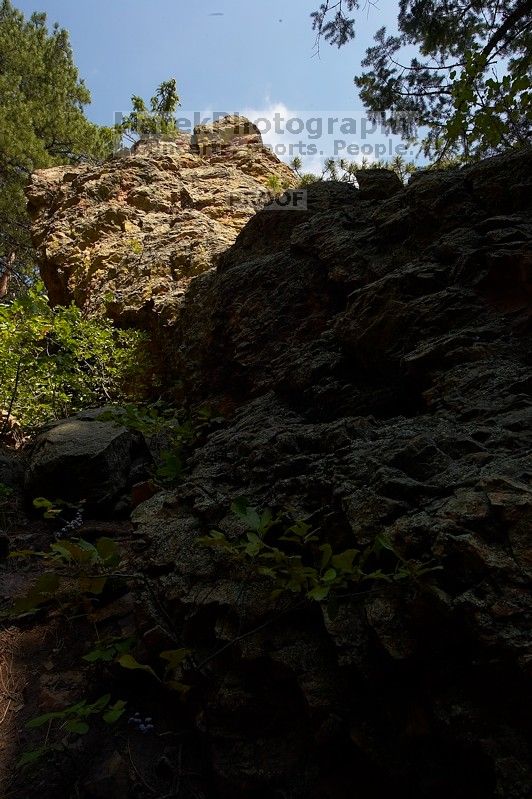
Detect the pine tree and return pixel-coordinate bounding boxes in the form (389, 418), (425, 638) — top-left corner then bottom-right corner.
(311, 1), (531, 161)
(118, 79), (181, 140)
(0, 0), (115, 294)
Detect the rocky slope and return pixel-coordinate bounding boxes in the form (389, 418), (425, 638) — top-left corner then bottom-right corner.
(26, 116), (296, 327)
(144, 147), (532, 797)
(14, 146), (532, 798)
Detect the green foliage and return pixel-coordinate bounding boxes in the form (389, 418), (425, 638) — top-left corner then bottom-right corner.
(83, 636), (135, 663)
(160, 648), (192, 695)
(0, 0), (116, 291)
(0, 283), (148, 431)
(114, 649), (191, 695)
(6, 533), (122, 617)
(291, 155), (416, 186)
(101, 402), (222, 485)
(82, 627), (192, 695)
(445, 53), (532, 159)
(311, 1), (359, 48)
(117, 78), (181, 139)
(116, 653), (160, 679)
(83, 635), (136, 663)
(200, 500), (441, 604)
(101, 402), (186, 482)
(312, 1), (531, 161)
(298, 172), (322, 187)
(84, 642), (192, 696)
(265, 174), (293, 196)
(19, 694), (126, 769)
(0, 482), (13, 502)
(32, 496), (79, 520)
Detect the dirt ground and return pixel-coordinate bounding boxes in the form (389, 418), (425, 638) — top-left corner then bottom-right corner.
(0, 470), (211, 799)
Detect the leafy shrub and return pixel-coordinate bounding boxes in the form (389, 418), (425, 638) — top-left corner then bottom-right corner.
(100, 402), (222, 484)
(19, 694), (126, 768)
(6, 532), (122, 617)
(200, 499), (441, 605)
(0, 283), (148, 431)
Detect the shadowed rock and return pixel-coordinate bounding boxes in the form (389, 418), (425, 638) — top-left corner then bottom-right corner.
(26, 140), (532, 797)
(25, 409), (152, 516)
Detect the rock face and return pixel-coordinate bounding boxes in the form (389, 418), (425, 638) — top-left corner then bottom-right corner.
(131, 149), (531, 798)
(25, 409), (152, 515)
(26, 116), (296, 327)
(26, 145), (532, 797)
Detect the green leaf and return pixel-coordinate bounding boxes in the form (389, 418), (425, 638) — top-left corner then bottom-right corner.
(86, 694), (111, 713)
(114, 638), (135, 654)
(319, 544), (332, 569)
(258, 508), (273, 533)
(331, 549), (359, 572)
(373, 535), (396, 555)
(50, 543), (75, 561)
(65, 700), (88, 715)
(244, 508), (262, 531)
(208, 530), (227, 541)
(230, 496), (249, 516)
(17, 747), (48, 768)
(322, 568), (337, 584)
(257, 566), (277, 579)
(102, 701), (127, 724)
(244, 539), (262, 556)
(26, 711), (62, 729)
(165, 680), (191, 696)
(32, 497), (53, 511)
(14, 571), (61, 615)
(117, 654), (159, 680)
(308, 585), (330, 601)
(160, 648), (190, 669)
(157, 451), (183, 480)
(64, 720), (89, 735)
(83, 647), (115, 663)
(95, 537), (120, 566)
(365, 569), (393, 582)
(286, 520), (312, 538)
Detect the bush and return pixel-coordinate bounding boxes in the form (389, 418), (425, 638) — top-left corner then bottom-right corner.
(0, 283), (148, 431)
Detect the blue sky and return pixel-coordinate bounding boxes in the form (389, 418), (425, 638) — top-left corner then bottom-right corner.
(16, 1), (413, 168)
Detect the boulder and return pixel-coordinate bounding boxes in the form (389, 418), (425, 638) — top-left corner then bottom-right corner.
(24, 408), (152, 515)
(355, 167), (403, 199)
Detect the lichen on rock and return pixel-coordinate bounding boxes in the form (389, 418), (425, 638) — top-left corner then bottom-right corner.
(26, 115), (296, 327)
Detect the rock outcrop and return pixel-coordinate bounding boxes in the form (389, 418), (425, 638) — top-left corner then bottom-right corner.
(26, 116), (296, 327)
(24, 145), (532, 798)
(135, 148), (531, 798)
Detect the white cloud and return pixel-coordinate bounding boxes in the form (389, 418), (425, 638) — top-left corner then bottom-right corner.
(239, 99), (407, 174)
(178, 99), (415, 175)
